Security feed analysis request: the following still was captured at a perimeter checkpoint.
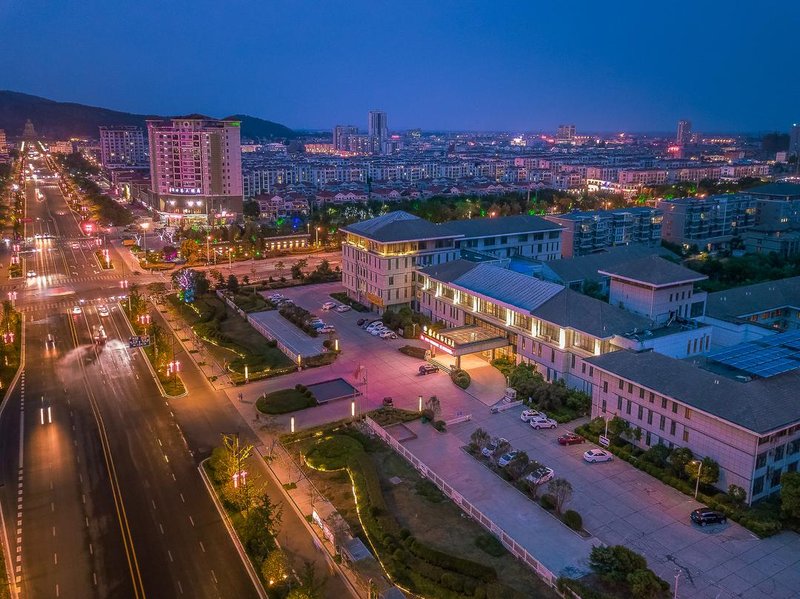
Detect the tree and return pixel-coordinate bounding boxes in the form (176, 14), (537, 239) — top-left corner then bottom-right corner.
(217, 434), (256, 513)
(240, 492), (282, 562)
(274, 261), (285, 272)
(668, 447), (694, 478)
(589, 545), (648, 583)
(243, 200), (260, 219)
(642, 444), (670, 468)
(607, 416), (630, 445)
(505, 451), (530, 481)
(780, 471), (800, 520)
(494, 439), (511, 459)
(728, 484), (747, 507)
(291, 258), (308, 280)
(469, 428), (491, 452)
(180, 238), (200, 262)
(627, 568), (668, 599)
(261, 549), (289, 587)
(287, 562), (325, 599)
(685, 456), (719, 486)
(547, 478), (573, 515)
(424, 395), (441, 419)
(227, 274), (240, 293)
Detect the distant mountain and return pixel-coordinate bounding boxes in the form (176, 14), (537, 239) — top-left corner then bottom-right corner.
(0, 90), (296, 140)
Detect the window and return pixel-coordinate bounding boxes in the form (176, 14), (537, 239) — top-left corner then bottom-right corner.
(637, 405), (643, 420)
(627, 383), (632, 393)
(659, 415), (665, 431)
(647, 410), (653, 425)
(649, 392), (654, 403)
(682, 429), (689, 442)
(603, 381), (608, 393)
(753, 476), (765, 495)
(672, 402), (678, 414)
(661, 397), (667, 409)
(756, 453), (767, 469)
(645, 431), (651, 446)
(581, 362), (585, 373)
(601, 399), (607, 413)
(684, 407), (692, 419)
(775, 445), (785, 461)
(618, 379), (624, 390)
(626, 400), (631, 415)
(770, 468), (783, 488)
(670, 421), (676, 436)
(617, 396), (623, 410)
(789, 440), (800, 455)
(639, 388), (644, 399)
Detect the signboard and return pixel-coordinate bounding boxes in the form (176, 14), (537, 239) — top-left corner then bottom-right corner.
(598, 435), (610, 447)
(128, 335), (151, 348)
(419, 333), (454, 355)
(365, 292), (384, 307)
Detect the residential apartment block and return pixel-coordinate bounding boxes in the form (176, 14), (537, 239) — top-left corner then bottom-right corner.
(545, 207), (663, 257)
(146, 117), (243, 223)
(658, 194), (756, 252)
(447, 214), (563, 260)
(99, 126), (148, 169)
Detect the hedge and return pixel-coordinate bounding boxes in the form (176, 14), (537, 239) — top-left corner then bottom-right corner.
(563, 510), (583, 531)
(450, 368), (471, 389)
(399, 345), (428, 359)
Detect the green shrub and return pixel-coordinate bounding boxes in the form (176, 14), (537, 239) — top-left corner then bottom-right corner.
(450, 368), (471, 389)
(563, 510), (583, 531)
(540, 494), (556, 511)
(399, 345), (428, 359)
(474, 534), (507, 557)
(304, 435), (364, 470)
(408, 539), (497, 583)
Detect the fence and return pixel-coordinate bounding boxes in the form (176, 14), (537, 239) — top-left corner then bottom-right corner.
(364, 416), (562, 592)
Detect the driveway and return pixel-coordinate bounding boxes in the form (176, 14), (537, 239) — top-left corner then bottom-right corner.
(450, 406), (800, 599)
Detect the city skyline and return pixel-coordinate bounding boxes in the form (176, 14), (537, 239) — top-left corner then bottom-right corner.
(1, 1), (798, 132)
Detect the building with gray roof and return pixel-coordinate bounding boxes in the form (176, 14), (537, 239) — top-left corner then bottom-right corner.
(447, 214), (563, 260)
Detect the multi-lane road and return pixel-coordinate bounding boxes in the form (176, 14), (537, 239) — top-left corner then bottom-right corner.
(0, 154), (260, 598)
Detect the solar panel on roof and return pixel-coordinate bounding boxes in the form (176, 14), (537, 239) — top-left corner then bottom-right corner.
(708, 332), (800, 378)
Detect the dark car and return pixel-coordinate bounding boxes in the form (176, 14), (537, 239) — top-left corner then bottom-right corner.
(357, 318), (367, 326)
(418, 364), (439, 375)
(691, 507), (727, 526)
(557, 432), (585, 446)
(382, 397), (394, 407)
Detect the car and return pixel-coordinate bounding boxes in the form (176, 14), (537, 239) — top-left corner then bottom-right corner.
(334, 305), (351, 313)
(71, 305), (82, 314)
(520, 409), (544, 422)
(583, 448), (613, 463)
(558, 432), (585, 446)
(529, 416), (558, 429)
(26, 270), (36, 278)
(45, 334), (55, 349)
(382, 397), (394, 407)
(380, 330), (397, 339)
(311, 322), (327, 330)
(370, 328), (385, 336)
(481, 437), (508, 457)
(319, 325), (336, 334)
(321, 301), (337, 311)
(357, 318), (367, 326)
(497, 450), (521, 467)
(418, 364), (439, 375)
(366, 321), (383, 331)
(524, 466), (555, 485)
(98, 305), (110, 317)
(691, 507), (727, 526)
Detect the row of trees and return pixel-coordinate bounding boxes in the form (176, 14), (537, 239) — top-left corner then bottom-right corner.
(55, 153), (135, 226)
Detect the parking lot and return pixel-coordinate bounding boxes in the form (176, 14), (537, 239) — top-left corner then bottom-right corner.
(450, 406), (800, 599)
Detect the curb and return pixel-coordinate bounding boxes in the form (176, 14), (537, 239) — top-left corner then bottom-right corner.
(117, 302), (187, 399)
(197, 460), (268, 599)
(0, 315), (25, 599)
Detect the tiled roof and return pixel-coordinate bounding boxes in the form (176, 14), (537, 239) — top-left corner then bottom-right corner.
(544, 246), (677, 285)
(745, 183), (800, 198)
(587, 350), (800, 434)
(533, 289), (652, 338)
(598, 255), (706, 287)
(705, 276), (800, 322)
(341, 211), (460, 243)
(445, 214), (562, 238)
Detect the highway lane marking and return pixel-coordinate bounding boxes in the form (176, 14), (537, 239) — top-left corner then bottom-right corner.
(199, 541), (205, 553)
(177, 580), (183, 595)
(188, 516), (195, 527)
(159, 523), (164, 535)
(167, 550), (173, 563)
(211, 569), (217, 584)
(93, 572), (97, 586)
(53, 552), (57, 565)
(179, 493), (185, 503)
(89, 543), (93, 555)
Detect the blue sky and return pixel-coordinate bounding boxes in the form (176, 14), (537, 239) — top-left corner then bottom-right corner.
(1, 0), (797, 133)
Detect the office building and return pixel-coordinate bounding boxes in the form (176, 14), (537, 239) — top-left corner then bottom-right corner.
(0, 129), (7, 157)
(146, 117), (243, 223)
(556, 124), (576, 141)
(99, 126), (148, 169)
(333, 125), (359, 152)
(447, 214), (563, 260)
(676, 119), (692, 145)
(746, 183), (800, 228)
(658, 194), (756, 252)
(790, 123), (800, 160)
(368, 110), (388, 155)
(545, 207), (663, 257)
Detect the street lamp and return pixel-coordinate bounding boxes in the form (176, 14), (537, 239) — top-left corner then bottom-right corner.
(691, 459), (702, 499)
(206, 235), (212, 264)
(141, 222), (149, 254)
(315, 226), (321, 247)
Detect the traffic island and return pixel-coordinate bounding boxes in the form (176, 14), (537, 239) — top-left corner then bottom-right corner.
(95, 250), (114, 270)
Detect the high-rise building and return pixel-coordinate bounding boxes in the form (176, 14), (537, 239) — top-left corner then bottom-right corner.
(0, 129), (7, 156)
(556, 124), (576, 141)
(99, 126), (147, 169)
(146, 117), (243, 223)
(333, 125), (359, 151)
(368, 110), (388, 155)
(676, 119), (692, 145)
(790, 123), (800, 158)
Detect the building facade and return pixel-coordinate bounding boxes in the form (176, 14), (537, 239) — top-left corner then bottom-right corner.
(99, 126), (147, 169)
(368, 110), (388, 155)
(658, 194), (756, 252)
(146, 117), (243, 223)
(676, 119), (692, 145)
(333, 125), (359, 152)
(447, 214), (563, 260)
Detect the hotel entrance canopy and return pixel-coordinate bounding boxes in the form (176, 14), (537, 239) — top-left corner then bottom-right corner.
(420, 325), (509, 356)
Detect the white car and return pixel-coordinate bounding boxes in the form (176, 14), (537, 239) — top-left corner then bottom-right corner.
(366, 322), (384, 331)
(583, 449), (613, 463)
(481, 437), (508, 458)
(27, 270), (36, 278)
(321, 301), (337, 311)
(520, 409), (544, 422)
(524, 466), (554, 485)
(370, 327), (387, 336)
(529, 416), (558, 430)
(497, 450), (521, 467)
(380, 330), (397, 339)
(334, 304), (351, 313)
(71, 305), (82, 315)
(319, 325), (336, 334)
(98, 305), (110, 317)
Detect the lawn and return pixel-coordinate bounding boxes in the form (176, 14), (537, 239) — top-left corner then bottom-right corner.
(169, 294), (295, 382)
(256, 388), (317, 415)
(285, 425), (558, 598)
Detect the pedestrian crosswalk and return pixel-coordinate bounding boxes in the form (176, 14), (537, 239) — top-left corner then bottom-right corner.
(16, 297), (118, 313)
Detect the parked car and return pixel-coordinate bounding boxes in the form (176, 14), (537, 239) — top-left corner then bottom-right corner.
(382, 397), (394, 407)
(319, 325), (336, 334)
(379, 330), (397, 339)
(311, 322), (327, 330)
(691, 507), (727, 526)
(357, 318), (367, 326)
(334, 304), (351, 313)
(529, 416), (558, 430)
(524, 466), (555, 485)
(497, 450), (520, 467)
(583, 448), (613, 463)
(520, 409), (544, 422)
(364, 320), (382, 330)
(321, 301), (337, 311)
(370, 327), (388, 336)
(418, 364), (439, 375)
(481, 437), (508, 458)
(557, 432), (585, 446)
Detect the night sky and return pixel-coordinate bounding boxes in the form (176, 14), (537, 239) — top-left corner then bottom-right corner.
(2, 0), (797, 133)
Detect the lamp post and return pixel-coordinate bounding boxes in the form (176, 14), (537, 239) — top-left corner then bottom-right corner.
(673, 569), (681, 599)
(141, 222), (149, 254)
(206, 235), (212, 264)
(692, 459), (702, 499)
(315, 226), (321, 247)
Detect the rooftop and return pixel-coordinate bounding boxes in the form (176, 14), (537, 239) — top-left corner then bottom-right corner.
(533, 289), (652, 338)
(587, 349), (800, 434)
(445, 214), (562, 238)
(549, 206), (660, 221)
(598, 255), (707, 287)
(705, 276), (800, 323)
(341, 211), (461, 243)
(543, 245), (677, 285)
(745, 182), (800, 199)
